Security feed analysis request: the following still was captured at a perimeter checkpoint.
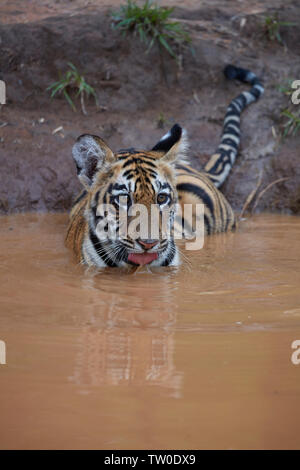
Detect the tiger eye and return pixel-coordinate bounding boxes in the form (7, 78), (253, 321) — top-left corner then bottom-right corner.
(157, 193), (169, 204)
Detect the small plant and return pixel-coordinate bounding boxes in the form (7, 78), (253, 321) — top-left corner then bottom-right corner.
(263, 13), (296, 44)
(111, 0), (191, 63)
(277, 78), (296, 96)
(47, 62), (98, 115)
(157, 112), (167, 128)
(278, 79), (300, 138)
(156, 112), (173, 129)
(281, 109), (300, 137)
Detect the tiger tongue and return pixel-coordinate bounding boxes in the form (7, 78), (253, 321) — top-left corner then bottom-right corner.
(128, 252), (158, 266)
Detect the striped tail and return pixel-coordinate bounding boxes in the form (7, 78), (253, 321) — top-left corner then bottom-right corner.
(204, 64), (264, 188)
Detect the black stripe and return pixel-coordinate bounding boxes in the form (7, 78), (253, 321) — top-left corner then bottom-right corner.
(224, 118), (240, 128)
(113, 183), (128, 191)
(221, 138), (238, 148)
(122, 159), (134, 168)
(225, 205), (230, 231)
(73, 190), (87, 205)
(204, 214), (211, 235)
(140, 160), (156, 168)
(236, 93), (247, 107)
(217, 193), (225, 232)
(142, 175), (151, 185)
(176, 182), (215, 222)
(161, 241), (176, 266)
(123, 169), (136, 179)
(252, 77), (260, 86)
(205, 155), (221, 174)
(175, 164), (200, 176)
(207, 151), (231, 174)
(225, 108), (240, 118)
(137, 167), (152, 184)
(91, 203), (103, 226)
(138, 154), (157, 161)
(250, 87), (261, 99)
(231, 101), (242, 112)
(89, 229), (118, 267)
(223, 126), (240, 137)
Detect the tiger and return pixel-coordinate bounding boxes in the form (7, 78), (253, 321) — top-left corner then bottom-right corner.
(66, 64), (264, 268)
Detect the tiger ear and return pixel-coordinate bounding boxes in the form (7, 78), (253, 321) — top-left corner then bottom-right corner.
(72, 134), (115, 188)
(152, 124), (189, 164)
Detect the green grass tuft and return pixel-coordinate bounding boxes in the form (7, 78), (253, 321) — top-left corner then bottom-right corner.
(263, 13), (297, 45)
(281, 109), (300, 138)
(111, 0), (192, 62)
(47, 62), (98, 115)
(278, 79), (300, 138)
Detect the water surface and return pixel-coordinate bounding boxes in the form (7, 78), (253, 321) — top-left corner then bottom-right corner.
(0, 213), (300, 449)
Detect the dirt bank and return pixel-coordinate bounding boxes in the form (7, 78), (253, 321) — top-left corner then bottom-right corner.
(0, 0), (300, 214)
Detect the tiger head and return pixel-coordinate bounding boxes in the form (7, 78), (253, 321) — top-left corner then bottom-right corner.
(72, 124), (188, 268)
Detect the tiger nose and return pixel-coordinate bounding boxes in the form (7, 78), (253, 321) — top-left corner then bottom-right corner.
(137, 239), (159, 250)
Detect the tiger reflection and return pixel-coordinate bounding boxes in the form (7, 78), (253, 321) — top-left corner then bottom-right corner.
(70, 270), (183, 398)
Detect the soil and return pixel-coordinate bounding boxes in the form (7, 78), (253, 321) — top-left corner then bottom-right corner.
(0, 0), (300, 214)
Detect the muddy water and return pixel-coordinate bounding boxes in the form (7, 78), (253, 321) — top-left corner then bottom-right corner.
(0, 213), (300, 450)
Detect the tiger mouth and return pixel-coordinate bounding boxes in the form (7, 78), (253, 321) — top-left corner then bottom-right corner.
(127, 252), (159, 266)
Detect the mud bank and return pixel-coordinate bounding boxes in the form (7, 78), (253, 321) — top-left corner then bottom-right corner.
(0, 0), (300, 214)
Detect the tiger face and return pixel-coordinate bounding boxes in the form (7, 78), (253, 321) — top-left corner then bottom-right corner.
(72, 124), (188, 268)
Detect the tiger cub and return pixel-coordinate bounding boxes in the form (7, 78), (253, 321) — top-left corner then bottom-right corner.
(66, 65), (264, 268)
